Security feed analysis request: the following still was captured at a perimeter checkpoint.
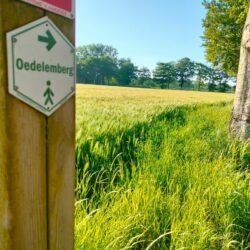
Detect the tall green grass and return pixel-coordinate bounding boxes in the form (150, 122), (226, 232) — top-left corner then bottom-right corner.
(75, 86), (249, 249)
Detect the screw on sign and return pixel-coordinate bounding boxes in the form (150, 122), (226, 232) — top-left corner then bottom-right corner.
(20, 0), (75, 19)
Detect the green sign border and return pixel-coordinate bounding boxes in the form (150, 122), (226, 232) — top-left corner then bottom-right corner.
(11, 19), (76, 113)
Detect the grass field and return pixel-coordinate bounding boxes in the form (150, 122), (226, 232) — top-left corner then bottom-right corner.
(76, 85), (234, 134)
(75, 85), (250, 249)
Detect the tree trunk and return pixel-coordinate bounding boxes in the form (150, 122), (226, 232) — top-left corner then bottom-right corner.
(229, 6), (250, 140)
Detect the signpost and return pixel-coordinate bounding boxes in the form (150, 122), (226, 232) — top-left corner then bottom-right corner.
(20, 0), (75, 19)
(0, 0), (75, 249)
(7, 16), (75, 116)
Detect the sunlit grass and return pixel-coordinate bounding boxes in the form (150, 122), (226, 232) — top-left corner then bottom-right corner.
(75, 84), (250, 249)
(76, 84), (234, 135)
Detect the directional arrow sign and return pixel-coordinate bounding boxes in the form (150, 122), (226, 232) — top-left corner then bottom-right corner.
(38, 30), (56, 51)
(6, 16), (75, 116)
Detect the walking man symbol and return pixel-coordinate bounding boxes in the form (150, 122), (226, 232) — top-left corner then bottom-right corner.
(44, 80), (54, 105)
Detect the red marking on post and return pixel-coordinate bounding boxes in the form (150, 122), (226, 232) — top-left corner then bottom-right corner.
(20, 0), (75, 19)
(42, 0), (72, 12)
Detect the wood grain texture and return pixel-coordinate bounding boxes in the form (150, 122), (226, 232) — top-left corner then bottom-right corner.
(1, 1), (47, 249)
(0, 1), (10, 248)
(47, 98), (75, 250)
(0, 1), (75, 249)
(46, 12), (75, 250)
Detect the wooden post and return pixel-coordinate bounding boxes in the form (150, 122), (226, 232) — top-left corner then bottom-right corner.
(0, 1), (75, 249)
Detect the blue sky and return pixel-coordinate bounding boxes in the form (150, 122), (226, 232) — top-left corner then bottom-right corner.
(76, 0), (206, 70)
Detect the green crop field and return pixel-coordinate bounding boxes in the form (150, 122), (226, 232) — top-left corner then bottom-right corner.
(75, 84), (250, 249)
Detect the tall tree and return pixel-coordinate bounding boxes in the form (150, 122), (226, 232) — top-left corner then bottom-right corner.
(76, 44), (118, 60)
(202, 0), (250, 76)
(206, 67), (217, 91)
(194, 62), (210, 90)
(118, 58), (137, 86)
(153, 62), (176, 89)
(77, 56), (117, 84)
(175, 58), (195, 88)
(133, 67), (152, 86)
(136, 67), (151, 80)
(214, 69), (230, 92)
(76, 44), (118, 84)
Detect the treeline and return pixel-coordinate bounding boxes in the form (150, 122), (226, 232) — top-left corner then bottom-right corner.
(76, 44), (235, 92)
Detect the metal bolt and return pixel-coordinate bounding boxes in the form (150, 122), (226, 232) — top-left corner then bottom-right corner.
(12, 37), (17, 43)
(71, 87), (74, 91)
(14, 86), (19, 91)
(71, 49), (75, 54)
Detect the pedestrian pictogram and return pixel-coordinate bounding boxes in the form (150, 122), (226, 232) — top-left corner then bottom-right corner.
(6, 16), (75, 116)
(44, 81), (54, 106)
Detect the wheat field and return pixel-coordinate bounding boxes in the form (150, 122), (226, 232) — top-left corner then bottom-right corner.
(75, 85), (250, 249)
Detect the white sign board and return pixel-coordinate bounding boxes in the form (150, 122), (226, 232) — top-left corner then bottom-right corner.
(7, 16), (75, 116)
(20, 0), (75, 19)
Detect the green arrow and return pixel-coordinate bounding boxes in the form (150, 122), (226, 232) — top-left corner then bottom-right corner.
(38, 30), (56, 51)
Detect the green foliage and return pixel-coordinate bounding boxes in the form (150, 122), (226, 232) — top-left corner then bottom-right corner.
(75, 86), (249, 249)
(131, 79), (158, 88)
(175, 57), (195, 88)
(77, 56), (117, 84)
(76, 44), (232, 92)
(136, 67), (151, 80)
(76, 44), (118, 84)
(241, 141), (250, 168)
(153, 62), (176, 89)
(202, 0), (250, 76)
(76, 44), (232, 91)
(208, 82), (217, 91)
(77, 43), (118, 59)
(206, 67), (232, 92)
(117, 58), (137, 86)
(194, 62), (210, 90)
(132, 67), (153, 87)
(76, 44), (138, 86)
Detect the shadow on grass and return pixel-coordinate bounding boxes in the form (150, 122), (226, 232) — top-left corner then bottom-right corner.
(75, 103), (230, 201)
